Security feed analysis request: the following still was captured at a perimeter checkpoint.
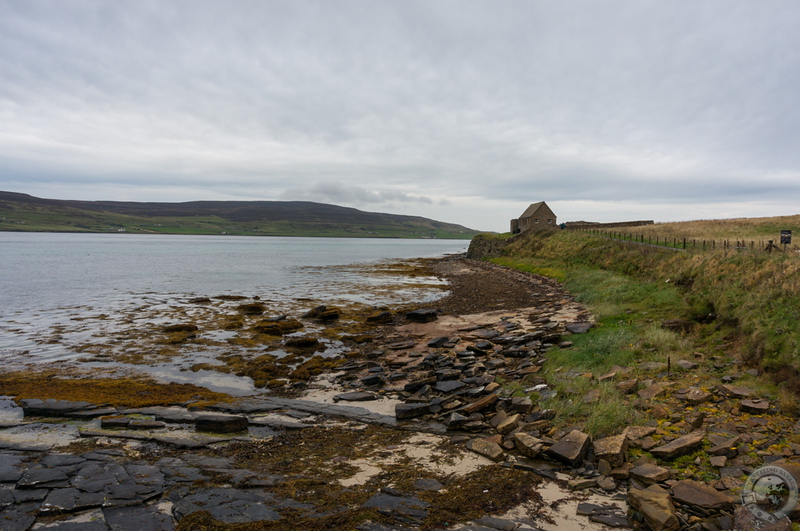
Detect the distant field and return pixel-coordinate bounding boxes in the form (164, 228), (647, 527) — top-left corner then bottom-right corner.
(621, 215), (800, 241)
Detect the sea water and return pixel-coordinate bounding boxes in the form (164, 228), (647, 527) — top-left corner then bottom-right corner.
(0, 233), (467, 392)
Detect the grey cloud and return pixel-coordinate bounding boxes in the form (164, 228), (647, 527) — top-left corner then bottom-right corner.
(1, 1), (799, 230)
(283, 181), (434, 206)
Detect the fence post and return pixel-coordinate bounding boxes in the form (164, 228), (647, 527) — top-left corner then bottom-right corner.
(683, 238), (686, 249)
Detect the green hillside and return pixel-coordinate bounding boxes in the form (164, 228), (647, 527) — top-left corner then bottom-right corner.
(0, 191), (478, 239)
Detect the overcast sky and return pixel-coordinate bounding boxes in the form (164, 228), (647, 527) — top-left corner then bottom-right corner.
(1, 1), (799, 232)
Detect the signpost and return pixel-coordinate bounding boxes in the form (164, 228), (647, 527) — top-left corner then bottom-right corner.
(781, 230), (792, 253)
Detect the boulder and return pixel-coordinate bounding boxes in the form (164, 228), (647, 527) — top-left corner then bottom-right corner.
(593, 434), (628, 467)
(565, 322), (593, 334)
(628, 486), (680, 531)
(406, 309), (438, 323)
(547, 430), (590, 467)
(651, 430), (705, 460)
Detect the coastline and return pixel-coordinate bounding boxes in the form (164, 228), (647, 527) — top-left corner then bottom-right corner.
(0, 255), (624, 530)
(3, 254), (779, 530)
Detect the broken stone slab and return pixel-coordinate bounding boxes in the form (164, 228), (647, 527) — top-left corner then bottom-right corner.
(395, 403), (430, 420)
(362, 491), (430, 524)
(709, 435), (740, 457)
(568, 477), (597, 490)
(616, 378), (639, 394)
(547, 430), (590, 467)
(650, 430), (705, 460)
(495, 414), (520, 435)
(671, 479), (736, 511)
(18, 399), (95, 418)
(637, 384), (666, 400)
(513, 433), (546, 459)
(718, 384), (755, 398)
(682, 387), (712, 406)
(434, 380), (466, 394)
(593, 434), (628, 467)
(465, 438), (505, 462)
(624, 426), (657, 442)
(38, 487), (105, 515)
(628, 486), (680, 531)
(741, 398), (770, 414)
(103, 505), (174, 531)
(630, 463), (671, 484)
(17, 468), (70, 489)
(333, 391), (378, 402)
(172, 487), (283, 523)
(459, 393), (499, 415)
(194, 414), (249, 434)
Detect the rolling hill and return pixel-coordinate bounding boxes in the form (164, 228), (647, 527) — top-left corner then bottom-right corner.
(0, 191), (479, 239)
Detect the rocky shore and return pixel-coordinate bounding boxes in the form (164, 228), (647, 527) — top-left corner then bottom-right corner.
(1, 256), (798, 530)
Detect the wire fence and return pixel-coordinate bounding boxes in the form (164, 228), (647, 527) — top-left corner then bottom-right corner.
(573, 227), (797, 254)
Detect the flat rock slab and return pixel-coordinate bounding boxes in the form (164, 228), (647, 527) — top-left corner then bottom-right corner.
(650, 430), (705, 460)
(333, 391), (378, 402)
(172, 488), (283, 523)
(741, 399), (770, 413)
(637, 384), (665, 400)
(671, 479), (736, 511)
(18, 399), (94, 418)
(630, 463), (671, 484)
(362, 492), (430, 523)
(718, 384), (755, 398)
(103, 505), (174, 531)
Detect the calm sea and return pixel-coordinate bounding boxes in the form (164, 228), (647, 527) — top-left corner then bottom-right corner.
(0, 233), (467, 391)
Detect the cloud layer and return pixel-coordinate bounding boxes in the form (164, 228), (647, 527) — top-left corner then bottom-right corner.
(2, 1), (799, 231)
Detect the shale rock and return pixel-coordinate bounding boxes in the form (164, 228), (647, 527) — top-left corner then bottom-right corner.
(548, 430), (590, 467)
(628, 486), (680, 531)
(650, 430), (705, 460)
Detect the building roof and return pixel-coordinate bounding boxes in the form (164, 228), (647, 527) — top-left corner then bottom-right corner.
(519, 201), (549, 219)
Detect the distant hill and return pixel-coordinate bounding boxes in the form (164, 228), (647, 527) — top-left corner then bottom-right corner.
(0, 191), (479, 239)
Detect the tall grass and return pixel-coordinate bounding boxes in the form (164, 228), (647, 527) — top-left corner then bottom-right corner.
(496, 228), (800, 375)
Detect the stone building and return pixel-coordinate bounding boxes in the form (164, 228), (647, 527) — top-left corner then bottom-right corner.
(510, 202), (557, 234)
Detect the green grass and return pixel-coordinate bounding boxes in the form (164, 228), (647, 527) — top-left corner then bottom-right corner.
(484, 228), (800, 435)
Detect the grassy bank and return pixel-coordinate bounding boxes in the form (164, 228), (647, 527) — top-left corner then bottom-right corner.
(487, 226), (800, 435)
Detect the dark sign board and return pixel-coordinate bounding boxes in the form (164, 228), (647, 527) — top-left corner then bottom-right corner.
(781, 230), (792, 245)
